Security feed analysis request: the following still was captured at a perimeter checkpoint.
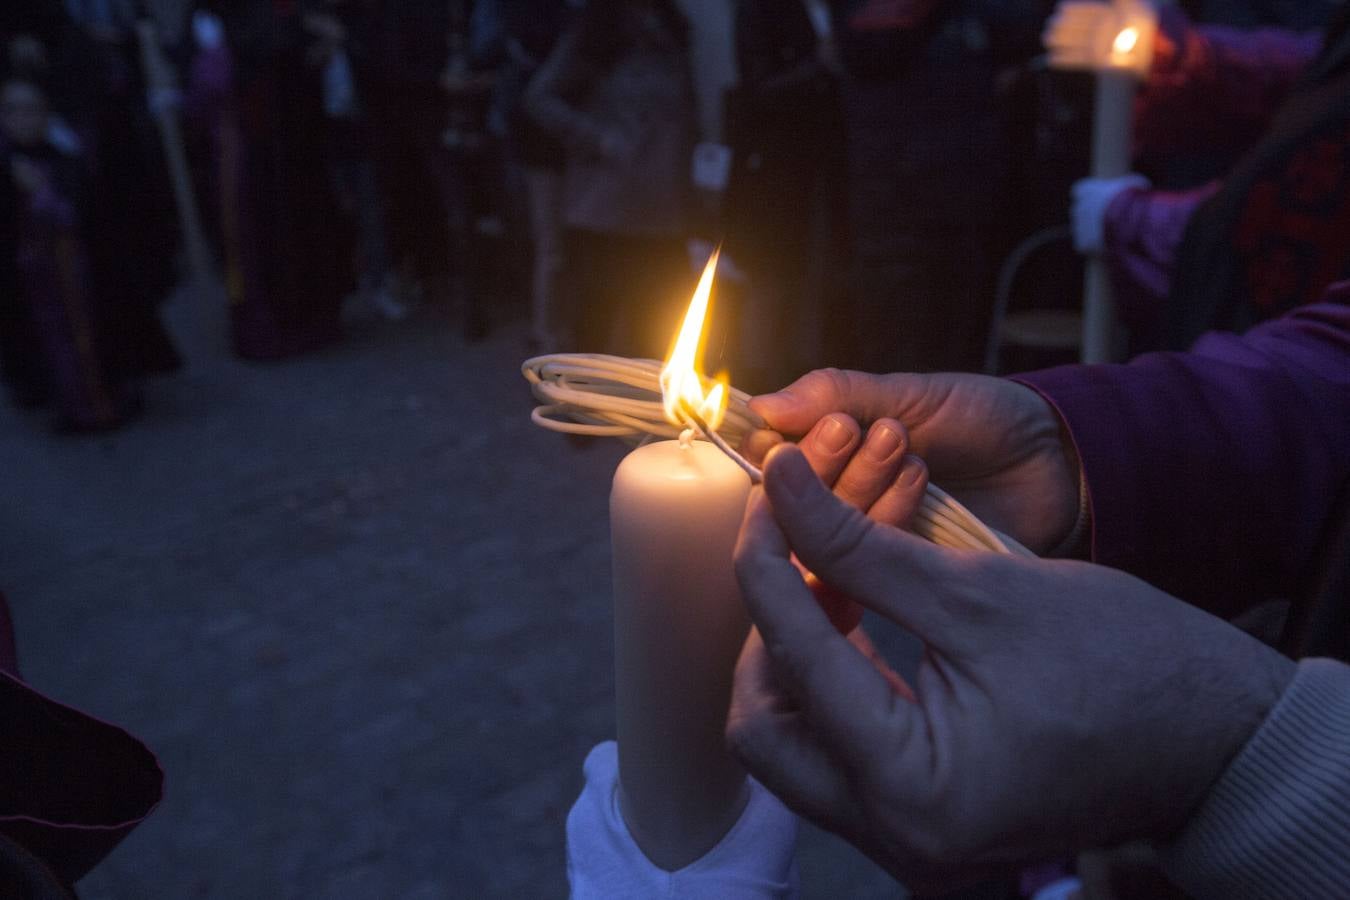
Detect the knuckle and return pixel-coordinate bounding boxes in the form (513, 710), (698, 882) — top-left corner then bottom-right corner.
(817, 508), (875, 569)
(724, 709), (773, 768)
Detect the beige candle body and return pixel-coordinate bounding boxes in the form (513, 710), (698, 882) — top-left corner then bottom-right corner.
(1082, 70), (1137, 364)
(610, 440), (753, 871)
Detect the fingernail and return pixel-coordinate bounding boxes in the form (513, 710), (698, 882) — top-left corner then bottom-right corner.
(898, 453), (926, 486)
(819, 416), (852, 453)
(864, 424), (903, 462)
(770, 447), (814, 498)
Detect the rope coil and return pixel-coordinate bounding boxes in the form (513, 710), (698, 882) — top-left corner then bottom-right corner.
(523, 354), (1033, 558)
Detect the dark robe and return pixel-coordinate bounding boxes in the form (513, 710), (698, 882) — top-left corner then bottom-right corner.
(197, 1), (353, 360)
(0, 592), (162, 894)
(1167, 7), (1350, 347)
(0, 139), (129, 429)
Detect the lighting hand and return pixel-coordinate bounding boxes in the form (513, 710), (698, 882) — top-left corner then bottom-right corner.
(789, 411), (929, 634)
(1043, 0), (1158, 74)
(728, 444), (1295, 893)
(746, 369), (1079, 556)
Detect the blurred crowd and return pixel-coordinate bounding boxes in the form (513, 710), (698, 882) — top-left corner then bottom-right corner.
(3, 0), (1349, 434)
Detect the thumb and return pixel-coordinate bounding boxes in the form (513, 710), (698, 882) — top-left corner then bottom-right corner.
(761, 445), (959, 643)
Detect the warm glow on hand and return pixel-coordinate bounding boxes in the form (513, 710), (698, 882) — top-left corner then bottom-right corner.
(1043, 0), (1158, 76)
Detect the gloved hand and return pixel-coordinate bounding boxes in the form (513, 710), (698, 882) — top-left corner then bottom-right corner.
(1071, 174), (1150, 254)
(566, 741), (800, 899)
(192, 11), (225, 51)
(1043, 0), (1159, 76)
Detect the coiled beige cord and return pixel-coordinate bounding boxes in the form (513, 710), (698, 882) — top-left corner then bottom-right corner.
(524, 354), (1034, 558)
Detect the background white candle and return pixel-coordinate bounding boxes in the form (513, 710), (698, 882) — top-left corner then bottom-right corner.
(1081, 69), (1136, 363)
(610, 438), (752, 871)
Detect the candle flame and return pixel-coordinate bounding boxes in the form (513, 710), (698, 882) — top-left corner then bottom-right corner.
(1112, 26), (1139, 57)
(660, 249), (728, 431)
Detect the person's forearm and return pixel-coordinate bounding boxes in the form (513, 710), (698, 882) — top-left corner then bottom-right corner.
(524, 29), (607, 158)
(1159, 658), (1350, 899)
(1015, 296), (1350, 618)
(1101, 182), (1220, 329)
(1135, 9), (1321, 160)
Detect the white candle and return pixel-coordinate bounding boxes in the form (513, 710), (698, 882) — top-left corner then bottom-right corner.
(1082, 69), (1137, 363)
(610, 438), (753, 870)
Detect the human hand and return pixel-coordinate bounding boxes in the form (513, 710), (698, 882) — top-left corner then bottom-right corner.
(1071, 174), (1149, 253)
(10, 157), (47, 195)
(595, 127), (636, 164)
(302, 12), (346, 45)
(789, 411), (929, 633)
(192, 11), (225, 51)
(1043, 0), (1159, 76)
(727, 445), (1296, 892)
(7, 35), (48, 71)
(746, 369), (1079, 556)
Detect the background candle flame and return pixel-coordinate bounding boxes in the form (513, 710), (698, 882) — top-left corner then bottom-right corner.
(660, 250), (729, 431)
(1112, 26), (1139, 57)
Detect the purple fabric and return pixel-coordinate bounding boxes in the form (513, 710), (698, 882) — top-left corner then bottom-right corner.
(1015, 288), (1350, 618)
(12, 159), (123, 430)
(1102, 182), (1221, 329)
(0, 593), (162, 887)
(1136, 9), (1323, 163)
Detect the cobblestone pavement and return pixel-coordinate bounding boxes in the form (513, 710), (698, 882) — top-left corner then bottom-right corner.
(0, 298), (902, 898)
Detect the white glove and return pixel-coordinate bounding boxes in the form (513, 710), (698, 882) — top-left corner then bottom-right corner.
(1071, 174), (1149, 253)
(1043, 0), (1158, 75)
(566, 741), (800, 899)
(192, 11), (225, 51)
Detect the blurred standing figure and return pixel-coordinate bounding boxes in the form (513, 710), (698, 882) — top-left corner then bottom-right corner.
(303, 0), (404, 322)
(499, 0), (576, 351)
(526, 0), (698, 361)
(186, 2), (352, 360)
(726, 0), (848, 392)
(0, 76), (134, 431)
(57, 0), (183, 380)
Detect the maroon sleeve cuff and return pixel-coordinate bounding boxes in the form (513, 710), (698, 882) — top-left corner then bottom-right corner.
(0, 678), (162, 886)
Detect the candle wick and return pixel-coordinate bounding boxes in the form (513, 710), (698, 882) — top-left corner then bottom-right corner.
(678, 400), (764, 484)
(678, 428), (694, 449)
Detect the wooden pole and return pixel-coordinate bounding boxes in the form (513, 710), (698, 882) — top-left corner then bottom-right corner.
(135, 19), (213, 295)
(1081, 70), (1135, 363)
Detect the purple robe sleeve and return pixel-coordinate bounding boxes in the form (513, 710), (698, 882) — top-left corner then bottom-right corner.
(1135, 9), (1323, 163)
(1101, 182), (1222, 330)
(0, 595), (162, 888)
(1014, 289), (1350, 618)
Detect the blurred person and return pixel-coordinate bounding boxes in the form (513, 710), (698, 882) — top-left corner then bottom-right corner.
(729, 293), (1349, 896)
(0, 74), (137, 431)
(1064, 3), (1350, 348)
(830, 0), (1049, 374)
(186, 1), (352, 360)
(725, 0), (848, 392)
(497, 0), (577, 351)
(302, 0), (405, 322)
(359, 1), (452, 304)
(59, 0), (183, 379)
(525, 0), (699, 361)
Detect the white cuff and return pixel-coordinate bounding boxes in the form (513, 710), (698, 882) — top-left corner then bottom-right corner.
(566, 741), (800, 899)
